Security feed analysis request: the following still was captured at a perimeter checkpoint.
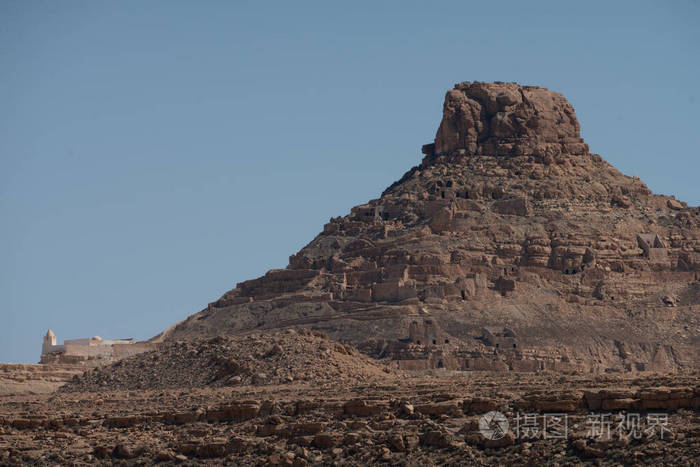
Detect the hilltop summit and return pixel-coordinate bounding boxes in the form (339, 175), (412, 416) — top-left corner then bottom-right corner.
(430, 81), (588, 159)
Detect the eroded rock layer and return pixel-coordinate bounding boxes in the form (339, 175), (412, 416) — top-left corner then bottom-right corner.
(158, 82), (700, 373)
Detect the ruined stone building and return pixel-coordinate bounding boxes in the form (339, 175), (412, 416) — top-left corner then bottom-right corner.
(407, 319), (451, 346)
(480, 327), (519, 350)
(636, 233), (668, 262)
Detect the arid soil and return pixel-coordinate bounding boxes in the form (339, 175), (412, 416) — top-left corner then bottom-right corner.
(1, 369), (698, 465)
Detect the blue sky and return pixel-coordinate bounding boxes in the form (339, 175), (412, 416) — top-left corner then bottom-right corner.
(1, 1), (698, 363)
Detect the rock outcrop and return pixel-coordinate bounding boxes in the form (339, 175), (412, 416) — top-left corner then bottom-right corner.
(156, 82), (699, 373)
(431, 82), (588, 158)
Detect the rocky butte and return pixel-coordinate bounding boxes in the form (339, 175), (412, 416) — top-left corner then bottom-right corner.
(156, 81), (699, 374)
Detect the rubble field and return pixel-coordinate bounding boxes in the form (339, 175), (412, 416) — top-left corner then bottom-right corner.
(1, 365), (698, 465)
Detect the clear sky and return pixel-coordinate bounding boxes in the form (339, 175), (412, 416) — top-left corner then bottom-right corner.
(1, 1), (698, 363)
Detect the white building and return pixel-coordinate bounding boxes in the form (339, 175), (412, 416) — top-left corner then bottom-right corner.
(40, 329), (150, 365)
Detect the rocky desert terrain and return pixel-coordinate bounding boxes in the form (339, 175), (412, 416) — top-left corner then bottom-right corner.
(1, 81), (698, 465)
(0, 332), (698, 465)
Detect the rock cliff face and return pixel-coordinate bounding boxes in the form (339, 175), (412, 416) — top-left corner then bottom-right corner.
(158, 82), (700, 373)
(432, 82), (588, 158)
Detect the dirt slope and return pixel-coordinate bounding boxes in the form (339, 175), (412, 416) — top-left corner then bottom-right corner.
(63, 329), (391, 392)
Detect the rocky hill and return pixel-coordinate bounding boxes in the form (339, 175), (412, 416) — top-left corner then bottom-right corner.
(156, 82), (699, 373)
(63, 329), (391, 392)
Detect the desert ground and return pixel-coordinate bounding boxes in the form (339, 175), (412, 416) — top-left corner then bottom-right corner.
(1, 330), (698, 466)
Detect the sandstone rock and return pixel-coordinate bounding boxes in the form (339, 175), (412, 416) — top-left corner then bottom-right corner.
(600, 389), (635, 399)
(387, 433), (405, 452)
(155, 450), (175, 461)
(434, 82), (587, 158)
(467, 398), (500, 414)
(611, 194), (632, 208)
(515, 391), (583, 412)
(414, 401), (462, 417)
(399, 401), (414, 416)
(343, 399), (386, 417)
(420, 430), (453, 448)
(113, 444), (144, 459)
(601, 398), (636, 411)
(668, 199), (684, 210)
(291, 422), (326, 436)
(164, 410), (199, 424)
(312, 433), (339, 449)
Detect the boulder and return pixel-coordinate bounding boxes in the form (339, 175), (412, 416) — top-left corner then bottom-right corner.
(343, 399), (387, 417)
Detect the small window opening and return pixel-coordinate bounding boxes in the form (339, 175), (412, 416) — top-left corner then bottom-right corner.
(461, 290), (466, 300)
(437, 360), (444, 368)
(444, 339), (450, 344)
(432, 339), (437, 345)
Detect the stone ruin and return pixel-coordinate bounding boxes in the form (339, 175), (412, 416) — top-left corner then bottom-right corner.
(40, 329), (154, 366)
(480, 327), (518, 350)
(407, 319), (449, 346)
(368, 320), (544, 373)
(636, 233), (668, 262)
